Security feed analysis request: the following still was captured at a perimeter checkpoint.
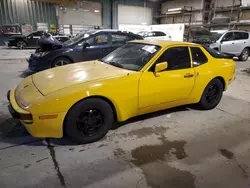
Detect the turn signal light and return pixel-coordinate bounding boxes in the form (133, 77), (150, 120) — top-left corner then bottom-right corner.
(39, 114), (58, 120)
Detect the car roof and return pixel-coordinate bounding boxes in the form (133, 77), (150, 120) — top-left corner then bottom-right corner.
(212, 29), (248, 33)
(95, 29), (137, 35)
(130, 40), (201, 48)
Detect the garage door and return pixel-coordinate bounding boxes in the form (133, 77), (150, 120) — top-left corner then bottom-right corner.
(58, 2), (102, 26)
(118, 5), (152, 25)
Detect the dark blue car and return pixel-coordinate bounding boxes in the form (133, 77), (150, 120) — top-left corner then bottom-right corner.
(28, 30), (143, 71)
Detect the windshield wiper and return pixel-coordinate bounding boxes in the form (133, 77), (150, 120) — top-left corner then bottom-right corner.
(109, 61), (124, 68)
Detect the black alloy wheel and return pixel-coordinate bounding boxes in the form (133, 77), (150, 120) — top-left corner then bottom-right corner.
(76, 109), (104, 137)
(198, 78), (224, 110)
(64, 98), (114, 144)
(205, 84), (219, 104)
(17, 41), (27, 49)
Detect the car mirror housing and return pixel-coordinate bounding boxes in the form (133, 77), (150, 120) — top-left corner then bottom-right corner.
(154, 62), (168, 77)
(83, 42), (90, 49)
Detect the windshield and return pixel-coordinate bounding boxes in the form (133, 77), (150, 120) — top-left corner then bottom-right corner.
(101, 43), (161, 71)
(64, 30), (96, 45)
(211, 32), (224, 40)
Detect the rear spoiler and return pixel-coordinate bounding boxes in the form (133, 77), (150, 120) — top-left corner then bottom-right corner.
(222, 53), (235, 59)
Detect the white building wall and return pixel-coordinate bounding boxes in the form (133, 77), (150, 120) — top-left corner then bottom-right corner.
(242, 0), (250, 6)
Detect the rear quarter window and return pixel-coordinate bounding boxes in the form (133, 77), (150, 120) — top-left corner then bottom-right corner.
(191, 47), (208, 67)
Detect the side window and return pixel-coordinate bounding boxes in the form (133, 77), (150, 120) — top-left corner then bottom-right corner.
(93, 34), (108, 45)
(112, 34), (128, 45)
(242, 32), (249, 39)
(222, 32), (234, 41)
(76, 37), (94, 47)
(155, 32), (166, 36)
(33, 31), (44, 36)
(147, 32), (155, 37)
(191, 47), (208, 67)
(234, 32), (249, 40)
(234, 32), (244, 40)
(152, 47), (191, 71)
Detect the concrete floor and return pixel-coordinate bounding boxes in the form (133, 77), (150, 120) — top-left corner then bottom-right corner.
(0, 46), (250, 188)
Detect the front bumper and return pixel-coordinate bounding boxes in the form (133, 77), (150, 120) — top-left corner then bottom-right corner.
(7, 89), (65, 138)
(28, 53), (51, 72)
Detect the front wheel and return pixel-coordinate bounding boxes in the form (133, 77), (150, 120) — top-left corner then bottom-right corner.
(239, 48), (249, 61)
(51, 57), (71, 68)
(64, 98), (114, 144)
(197, 79), (224, 110)
(17, 41), (27, 49)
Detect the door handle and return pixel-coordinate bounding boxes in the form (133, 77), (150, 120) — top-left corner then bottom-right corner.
(232, 43), (234, 44)
(184, 73), (194, 78)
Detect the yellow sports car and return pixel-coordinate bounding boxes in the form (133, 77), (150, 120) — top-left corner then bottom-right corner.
(7, 41), (235, 143)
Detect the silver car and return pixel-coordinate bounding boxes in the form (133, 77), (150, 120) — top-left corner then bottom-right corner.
(210, 30), (250, 61)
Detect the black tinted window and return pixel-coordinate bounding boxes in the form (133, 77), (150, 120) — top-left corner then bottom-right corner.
(112, 34), (128, 45)
(191, 47), (208, 67)
(155, 32), (166, 36)
(234, 32), (249, 40)
(33, 31), (44, 36)
(153, 47), (191, 71)
(223, 32), (234, 41)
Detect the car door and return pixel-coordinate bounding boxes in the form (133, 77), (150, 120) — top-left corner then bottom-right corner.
(72, 33), (111, 62)
(232, 32), (248, 55)
(139, 46), (195, 109)
(109, 33), (129, 52)
(27, 31), (44, 47)
(220, 32), (236, 54)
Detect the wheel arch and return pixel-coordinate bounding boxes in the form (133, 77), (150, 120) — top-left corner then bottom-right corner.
(214, 76), (226, 91)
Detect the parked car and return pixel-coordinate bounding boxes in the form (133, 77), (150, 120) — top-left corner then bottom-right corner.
(186, 26), (216, 46)
(7, 31), (69, 49)
(210, 30), (250, 61)
(28, 30), (143, 71)
(8, 40), (235, 144)
(141, 31), (172, 41)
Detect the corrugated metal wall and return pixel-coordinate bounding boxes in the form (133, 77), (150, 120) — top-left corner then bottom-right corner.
(0, 0), (56, 29)
(0, 0), (159, 29)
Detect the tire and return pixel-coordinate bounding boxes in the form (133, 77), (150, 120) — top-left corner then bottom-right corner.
(239, 48), (249, 61)
(51, 57), (71, 68)
(16, 41), (27, 49)
(198, 79), (224, 110)
(64, 98), (114, 144)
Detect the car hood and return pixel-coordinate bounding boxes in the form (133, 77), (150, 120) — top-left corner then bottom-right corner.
(37, 36), (63, 51)
(32, 60), (132, 96)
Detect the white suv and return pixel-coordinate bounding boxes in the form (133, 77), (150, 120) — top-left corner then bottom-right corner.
(210, 30), (250, 61)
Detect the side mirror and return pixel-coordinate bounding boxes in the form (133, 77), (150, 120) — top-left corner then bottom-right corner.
(82, 42), (90, 49)
(154, 62), (168, 77)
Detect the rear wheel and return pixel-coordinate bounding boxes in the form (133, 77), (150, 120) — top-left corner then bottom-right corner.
(198, 79), (224, 110)
(239, 48), (249, 61)
(17, 41), (27, 49)
(51, 57), (71, 68)
(64, 98), (114, 144)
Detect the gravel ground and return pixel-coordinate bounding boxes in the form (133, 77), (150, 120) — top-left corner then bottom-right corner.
(0, 47), (250, 188)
